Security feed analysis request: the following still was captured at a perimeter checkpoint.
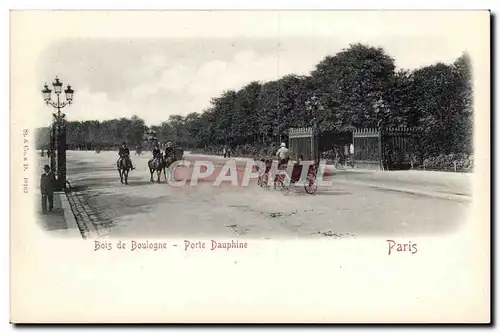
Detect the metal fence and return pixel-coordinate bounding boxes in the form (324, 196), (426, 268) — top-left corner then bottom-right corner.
(352, 128), (381, 168)
(382, 127), (422, 170)
(288, 127), (314, 161)
(352, 127), (422, 170)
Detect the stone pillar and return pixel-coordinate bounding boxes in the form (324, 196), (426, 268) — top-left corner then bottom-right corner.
(50, 125), (56, 173)
(56, 122), (67, 190)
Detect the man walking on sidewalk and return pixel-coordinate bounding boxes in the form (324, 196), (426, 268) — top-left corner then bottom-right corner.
(40, 165), (54, 214)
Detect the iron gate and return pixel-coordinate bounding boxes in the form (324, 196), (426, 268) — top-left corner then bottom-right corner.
(352, 128), (381, 169)
(352, 127), (422, 170)
(382, 127), (422, 170)
(288, 127), (317, 161)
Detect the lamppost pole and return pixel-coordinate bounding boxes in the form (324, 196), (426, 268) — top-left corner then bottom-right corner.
(41, 77), (75, 191)
(374, 98), (385, 171)
(305, 94), (323, 163)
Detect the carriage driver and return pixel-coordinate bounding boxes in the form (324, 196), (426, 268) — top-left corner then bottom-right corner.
(118, 142), (135, 170)
(164, 142), (175, 159)
(152, 142), (162, 159)
(276, 142), (290, 169)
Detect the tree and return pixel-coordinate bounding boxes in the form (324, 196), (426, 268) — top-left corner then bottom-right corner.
(311, 43), (397, 130)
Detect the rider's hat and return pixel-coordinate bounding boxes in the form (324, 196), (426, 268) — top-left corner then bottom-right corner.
(281, 142), (286, 147)
(122, 142), (126, 145)
(167, 142), (172, 146)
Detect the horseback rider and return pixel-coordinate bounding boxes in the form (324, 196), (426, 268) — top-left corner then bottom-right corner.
(276, 142), (290, 169)
(152, 142), (162, 160)
(164, 142), (175, 159)
(118, 142), (135, 170)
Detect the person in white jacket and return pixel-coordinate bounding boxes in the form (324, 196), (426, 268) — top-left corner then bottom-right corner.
(276, 142), (290, 169)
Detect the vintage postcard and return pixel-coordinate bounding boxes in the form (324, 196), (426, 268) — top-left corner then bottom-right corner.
(10, 10), (490, 323)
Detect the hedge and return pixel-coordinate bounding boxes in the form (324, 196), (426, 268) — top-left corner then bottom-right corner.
(419, 153), (474, 172)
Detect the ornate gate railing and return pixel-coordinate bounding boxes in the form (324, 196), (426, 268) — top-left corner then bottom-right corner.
(352, 127), (422, 170)
(352, 128), (381, 169)
(382, 127), (422, 170)
(288, 127), (316, 161)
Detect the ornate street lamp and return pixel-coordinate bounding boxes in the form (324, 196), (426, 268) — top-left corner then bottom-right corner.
(41, 76), (75, 191)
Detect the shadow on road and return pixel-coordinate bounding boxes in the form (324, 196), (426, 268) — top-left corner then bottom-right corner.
(123, 180), (160, 187)
(314, 190), (352, 196)
(71, 184), (91, 192)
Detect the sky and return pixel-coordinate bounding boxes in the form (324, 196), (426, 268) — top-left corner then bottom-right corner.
(29, 11), (488, 127)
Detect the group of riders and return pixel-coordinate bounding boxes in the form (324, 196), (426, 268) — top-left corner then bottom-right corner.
(117, 141), (176, 170)
(117, 140), (292, 173)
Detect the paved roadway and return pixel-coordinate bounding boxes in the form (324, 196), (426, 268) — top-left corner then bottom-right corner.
(38, 151), (472, 239)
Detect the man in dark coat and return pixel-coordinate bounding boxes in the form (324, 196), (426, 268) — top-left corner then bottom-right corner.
(152, 143), (162, 159)
(40, 165), (54, 214)
(164, 142), (175, 159)
(118, 142), (135, 170)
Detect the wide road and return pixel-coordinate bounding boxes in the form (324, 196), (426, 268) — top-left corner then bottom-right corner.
(40, 151), (471, 239)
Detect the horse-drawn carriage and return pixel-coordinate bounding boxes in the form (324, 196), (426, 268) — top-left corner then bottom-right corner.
(256, 156), (318, 195)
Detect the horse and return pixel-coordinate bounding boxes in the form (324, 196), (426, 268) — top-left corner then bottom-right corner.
(117, 156), (132, 185)
(162, 152), (178, 181)
(148, 154), (165, 183)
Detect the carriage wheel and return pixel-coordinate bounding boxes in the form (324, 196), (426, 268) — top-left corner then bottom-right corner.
(274, 173), (290, 194)
(304, 174), (317, 195)
(273, 175), (281, 191)
(260, 173), (269, 188)
(274, 172), (287, 191)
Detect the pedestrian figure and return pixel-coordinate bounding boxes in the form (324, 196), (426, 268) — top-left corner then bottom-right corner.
(276, 142), (290, 169)
(40, 165), (54, 214)
(223, 146), (227, 158)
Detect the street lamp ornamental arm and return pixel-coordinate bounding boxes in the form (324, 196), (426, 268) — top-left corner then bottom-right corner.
(46, 100), (70, 109)
(41, 78), (75, 109)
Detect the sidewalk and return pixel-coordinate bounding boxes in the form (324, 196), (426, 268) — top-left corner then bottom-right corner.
(35, 191), (82, 238)
(329, 169), (473, 201)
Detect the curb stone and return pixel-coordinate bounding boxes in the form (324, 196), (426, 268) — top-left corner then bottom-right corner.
(65, 190), (110, 239)
(57, 192), (85, 239)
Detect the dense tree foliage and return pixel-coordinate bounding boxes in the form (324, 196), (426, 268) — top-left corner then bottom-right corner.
(36, 44), (473, 160)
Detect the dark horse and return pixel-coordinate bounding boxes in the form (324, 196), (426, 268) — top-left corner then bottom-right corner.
(117, 156), (132, 185)
(148, 149), (184, 183)
(148, 154), (166, 183)
(164, 153), (178, 182)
